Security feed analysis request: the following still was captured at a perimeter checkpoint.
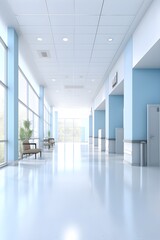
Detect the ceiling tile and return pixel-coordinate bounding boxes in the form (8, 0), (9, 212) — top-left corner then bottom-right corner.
(74, 58), (90, 64)
(92, 49), (116, 58)
(51, 26), (74, 34)
(20, 26), (52, 34)
(90, 57), (111, 63)
(46, 0), (75, 14)
(95, 34), (123, 44)
(97, 25), (129, 34)
(75, 35), (95, 45)
(8, 0), (47, 14)
(93, 44), (118, 51)
(75, 26), (97, 34)
(24, 34), (53, 44)
(75, 50), (92, 58)
(53, 35), (74, 44)
(55, 44), (73, 51)
(16, 15), (50, 26)
(75, 15), (99, 25)
(49, 15), (74, 26)
(74, 44), (93, 51)
(99, 15), (135, 26)
(56, 50), (74, 59)
(31, 45), (57, 60)
(102, 0), (144, 15)
(75, 0), (103, 14)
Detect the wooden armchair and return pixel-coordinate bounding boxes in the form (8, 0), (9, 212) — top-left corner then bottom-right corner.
(22, 140), (42, 159)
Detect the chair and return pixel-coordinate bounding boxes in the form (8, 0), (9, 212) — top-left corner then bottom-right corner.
(22, 140), (42, 159)
(43, 138), (50, 149)
(48, 138), (55, 148)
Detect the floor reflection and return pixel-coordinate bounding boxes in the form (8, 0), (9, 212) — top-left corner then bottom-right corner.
(0, 143), (160, 240)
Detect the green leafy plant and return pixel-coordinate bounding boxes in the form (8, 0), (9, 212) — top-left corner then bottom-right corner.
(20, 120), (33, 141)
(48, 130), (51, 138)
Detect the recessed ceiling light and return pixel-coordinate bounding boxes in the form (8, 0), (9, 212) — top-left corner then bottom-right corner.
(52, 78), (56, 82)
(56, 90), (59, 93)
(91, 79), (95, 82)
(37, 37), (43, 41)
(108, 38), (113, 42)
(63, 37), (69, 42)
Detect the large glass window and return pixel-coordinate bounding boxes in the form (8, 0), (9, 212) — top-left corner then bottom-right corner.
(18, 69), (40, 158)
(44, 99), (50, 138)
(0, 86), (5, 140)
(58, 109), (89, 143)
(0, 38), (7, 165)
(29, 86), (39, 115)
(0, 40), (6, 84)
(18, 71), (27, 105)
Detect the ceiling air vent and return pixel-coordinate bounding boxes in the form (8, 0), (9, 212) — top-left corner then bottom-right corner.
(37, 50), (50, 58)
(64, 85), (84, 89)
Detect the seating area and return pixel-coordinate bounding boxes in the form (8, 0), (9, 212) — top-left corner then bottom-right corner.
(22, 140), (42, 159)
(43, 138), (55, 149)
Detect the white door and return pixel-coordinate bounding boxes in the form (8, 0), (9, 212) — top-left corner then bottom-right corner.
(147, 105), (160, 166)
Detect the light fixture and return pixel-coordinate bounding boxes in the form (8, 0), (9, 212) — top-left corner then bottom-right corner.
(91, 79), (95, 82)
(63, 37), (69, 42)
(37, 37), (43, 41)
(51, 78), (56, 82)
(108, 38), (113, 42)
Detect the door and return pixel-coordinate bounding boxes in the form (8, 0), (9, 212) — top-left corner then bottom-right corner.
(147, 105), (160, 166)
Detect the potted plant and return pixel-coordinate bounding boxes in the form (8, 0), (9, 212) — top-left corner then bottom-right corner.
(19, 120), (33, 154)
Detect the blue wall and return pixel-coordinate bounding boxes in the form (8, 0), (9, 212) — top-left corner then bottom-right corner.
(108, 95), (123, 139)
(94, 110), (105, 138)
(132, 69), (160, 140)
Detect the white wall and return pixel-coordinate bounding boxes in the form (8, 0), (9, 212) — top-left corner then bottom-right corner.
(93, 83), (106, 110)
(133, 0), (160, 67)
(109, 53), (124, 94)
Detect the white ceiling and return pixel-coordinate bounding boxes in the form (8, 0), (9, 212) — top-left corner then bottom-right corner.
(4, 0), (153, 108)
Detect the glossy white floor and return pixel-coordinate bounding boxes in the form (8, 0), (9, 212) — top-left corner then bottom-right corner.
(0, 143), (160, 240)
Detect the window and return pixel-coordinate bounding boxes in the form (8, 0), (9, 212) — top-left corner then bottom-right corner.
(18, 69), (40, 158)
(44, 100), (50, 138)
(0, 38), (7, 165)
(18, 71), (27, 105)
(29, 85), (39, 115)
(0, 40), (6, 84)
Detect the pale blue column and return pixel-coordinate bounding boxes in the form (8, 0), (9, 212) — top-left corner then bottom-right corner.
(94, 110), (105, 137)
(50, 107), (53, 137)
(39, 86), (44, 147)
(93, 110), (105, 146)
(54, 111), (58, 141)
(108, 95), (123, 139)
(7, 27), (18, 162)
(89, 115), (92, 137)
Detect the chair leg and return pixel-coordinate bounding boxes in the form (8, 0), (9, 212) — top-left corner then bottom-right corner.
(35, 154), (36, 159)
